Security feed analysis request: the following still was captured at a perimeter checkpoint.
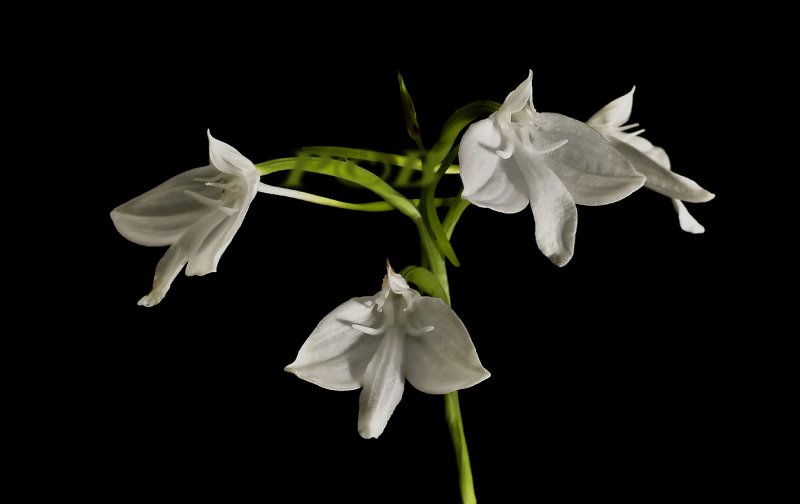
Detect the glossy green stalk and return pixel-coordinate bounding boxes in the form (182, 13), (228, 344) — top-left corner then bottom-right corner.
(445, 391), (475, 504)
(258, 183), (454, 213)
(409, 222), (474, 504)
(414, 140), (488, 504)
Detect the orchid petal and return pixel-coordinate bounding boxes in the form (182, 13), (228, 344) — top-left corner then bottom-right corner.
(536, 113), (645, 205)
(110, 165), (221, 246)
(185, 182), (258, 276)
(587, 86), (636, 129)
(649, 148), (705, 233)
(285, 296), (382, 391)
(137, 242), (188, 307)
(404, 297), (489, 394)
(358, 327), (406, 439)
(139, 210), (229, 304)
(459, 118), (529, 214)
(646, 146), (672, 169)
(184, 213), (236, 276)
(515, 149), (578, 267)
(208, 130), (257, 177)
(673, 199), (705, 234)
(497, 69), (533, 118)
(623, 134), (654, 153)
(610, 139), (714, 203)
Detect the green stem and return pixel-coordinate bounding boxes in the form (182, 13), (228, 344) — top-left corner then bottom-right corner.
(445, 391), (476, 504)
(258, 183), (455, 213)
(416, 191), (475, 504)
(416, 221), (449, 302)
(430, 257), (474, 504)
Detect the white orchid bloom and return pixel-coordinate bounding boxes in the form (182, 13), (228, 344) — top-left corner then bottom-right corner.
(111, 131), (260, 307)
(587, 87), (713, 234)
(459, 70), (645, 267)
(286, 263), (489, 439)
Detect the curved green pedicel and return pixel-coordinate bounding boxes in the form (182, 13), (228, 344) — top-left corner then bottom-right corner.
(258, 183), (456, 213)
(256, 157), (421, 222)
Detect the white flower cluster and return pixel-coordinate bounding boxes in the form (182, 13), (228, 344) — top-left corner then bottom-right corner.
(111, 71), (712, 438)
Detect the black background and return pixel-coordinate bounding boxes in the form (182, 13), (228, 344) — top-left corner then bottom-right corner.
(52, 24), (750, 502)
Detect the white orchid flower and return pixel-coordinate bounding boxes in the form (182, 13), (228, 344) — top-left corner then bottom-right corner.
(111, 131), (260, 306)
(286, 263), (489, 439)
(587, 87), (713, 233)
(459, 70), (645, 267)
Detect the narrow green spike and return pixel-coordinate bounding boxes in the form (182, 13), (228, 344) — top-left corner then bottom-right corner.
(398, 72), (423, 150)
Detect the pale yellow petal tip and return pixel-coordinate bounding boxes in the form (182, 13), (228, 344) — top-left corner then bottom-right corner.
(682, 224), (705, 235)
(109, 208), (124, 232)
(692, 190), (715, 203)
(460, 369), (492, 389)
(357, 423), (383, 440)
(548, 251), (573, 268)
(679, 215), (705, 234)
(678, 213), (706, 234)
(474, 370), (492, 388)
(137, 292), (162, 307)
